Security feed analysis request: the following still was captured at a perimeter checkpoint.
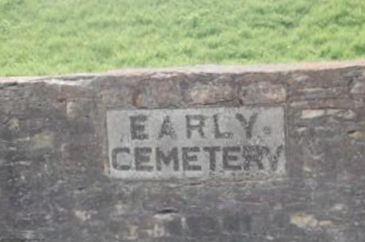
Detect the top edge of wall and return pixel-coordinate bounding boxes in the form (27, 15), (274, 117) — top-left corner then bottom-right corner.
(1, 60), (365, 83)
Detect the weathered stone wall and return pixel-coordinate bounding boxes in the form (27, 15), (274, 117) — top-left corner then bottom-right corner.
(0, 62), (364, 242)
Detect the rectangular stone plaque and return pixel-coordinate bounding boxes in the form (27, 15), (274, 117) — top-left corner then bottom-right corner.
(107, 107), (286, 180)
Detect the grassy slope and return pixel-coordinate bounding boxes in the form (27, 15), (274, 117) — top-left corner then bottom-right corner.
(0, 0), (365, 76)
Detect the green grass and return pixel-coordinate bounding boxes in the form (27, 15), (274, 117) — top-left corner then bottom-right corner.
(1, 0), (365, 76)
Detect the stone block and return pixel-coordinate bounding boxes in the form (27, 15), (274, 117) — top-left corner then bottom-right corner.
(0, 62), (364, 241)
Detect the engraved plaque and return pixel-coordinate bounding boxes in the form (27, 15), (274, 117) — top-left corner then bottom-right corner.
(107, 107), (285, 180)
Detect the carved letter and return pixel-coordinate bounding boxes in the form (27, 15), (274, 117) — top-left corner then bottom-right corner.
(203, 146), (221, 171)
(182, 147), (201, 171)
(186, 115), (206, 139)
(235, 113), (258, 139)
(213, 114), (233, 139)
(135, 147), (153, 171)
(111, 147), (131, 171)
(158, 116), (177, 139)
(156, 147), (179, 171)
(130, 115), (148, 140)
(223, 146), (241, 171)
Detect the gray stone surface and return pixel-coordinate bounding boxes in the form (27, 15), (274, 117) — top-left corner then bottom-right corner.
(0, 62), (365, 241)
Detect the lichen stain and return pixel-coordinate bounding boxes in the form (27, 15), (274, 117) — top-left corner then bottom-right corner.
(31, 132), (54, 150)
(290, 212), (334, 230)
(74, 210), (92, 222)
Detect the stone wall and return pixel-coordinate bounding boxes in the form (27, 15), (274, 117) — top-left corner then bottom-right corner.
(0, 62), (364, 241)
